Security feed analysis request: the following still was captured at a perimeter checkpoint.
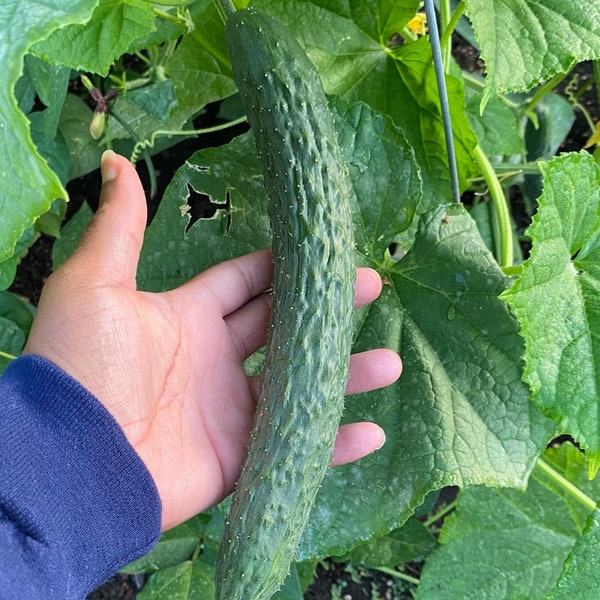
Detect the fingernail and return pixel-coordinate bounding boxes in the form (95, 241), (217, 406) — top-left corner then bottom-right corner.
(101, 150), (118, 183)
(376, 430), (386, 451)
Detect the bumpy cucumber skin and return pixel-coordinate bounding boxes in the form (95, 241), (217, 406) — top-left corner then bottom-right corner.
(215, 8), (356, 600)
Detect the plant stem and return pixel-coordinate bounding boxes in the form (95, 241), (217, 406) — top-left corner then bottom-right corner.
(375, 566), (420, 586)
(490, 161), (542, 175)
(108, 109), (157, 199)
(439, 0), (451, 73)
(423, 0), (461, 204)
(0, 350), (17, 361)
(153, 7), (180, 25)
(524, 72), (568, 115)
(565, 73), (597, 134)
(439, 0), (466, 65)
(462, 72), (520, 111)
(422, 499), (458, 528)
(130, 116), (247, 165)
(473, 144), (513, 267)
(594, 61), (600, 111)
(535, 458), (597, 512)
(213, 0), (236, 22)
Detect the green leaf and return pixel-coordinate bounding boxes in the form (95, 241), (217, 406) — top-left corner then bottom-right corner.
(0, 227), (37, 291)
(137, 560), (215, 600)
(0, 0), (97, 262)
(33, 0), (156, 76)
(547, 508), (600, 600)
(501, 151), (600, 476)
(23, 55), (71, 140)
(272, 564), (305, 600)
(524, 92), (575, 162)
(127, 80), (178, 124)
(167, 2), (237, 113)
(52, 201), (94, 269)
(541, 444), (599, 533)
(136, 132), (270, 291)
(131, 99), (419, 291)
(105, 83), (197, 148)
(0, 318), (24, 374)
(331, 97), (422, 262)
(465, 89), (523, 157)
(252, 0), (478, 206)
(122, 504), (225, 574)
(466, 0), (600, 100)
(417, 444), (598, 599)
(0, 290), (33, 372)
(57, 95), (104, 181)
(0, 291), (35, 337)
(298, 203), (553, 559)
(338, 518), (436, 568)
(148, 0), (196, 5)
(121, 536), (198, 574)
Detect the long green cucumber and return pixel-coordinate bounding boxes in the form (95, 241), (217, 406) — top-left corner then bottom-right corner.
(215, 8), (356, 600)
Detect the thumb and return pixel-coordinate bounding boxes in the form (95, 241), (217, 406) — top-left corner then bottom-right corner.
(70, 150), (148, 286)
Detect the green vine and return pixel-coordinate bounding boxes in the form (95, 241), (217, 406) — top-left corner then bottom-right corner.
(0, 350), (17, 362)
(535, 458), (597, 511)
(129, 116), (248, 165)
(107, 108), (158, 200)
(473, 144), (513, 267)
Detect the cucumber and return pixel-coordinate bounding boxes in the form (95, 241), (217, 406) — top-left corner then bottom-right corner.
(215, 8), (356, 600)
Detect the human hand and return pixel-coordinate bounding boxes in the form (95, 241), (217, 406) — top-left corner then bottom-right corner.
(25, 151), (402, 531)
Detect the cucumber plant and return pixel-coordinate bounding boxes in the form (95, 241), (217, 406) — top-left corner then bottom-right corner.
(6, 1), (600, 598)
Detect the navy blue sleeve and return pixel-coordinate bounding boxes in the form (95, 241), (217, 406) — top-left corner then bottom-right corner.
(0, 355), (162, 599)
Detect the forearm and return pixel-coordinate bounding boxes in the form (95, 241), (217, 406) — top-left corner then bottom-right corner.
(0, 356), (161, 599)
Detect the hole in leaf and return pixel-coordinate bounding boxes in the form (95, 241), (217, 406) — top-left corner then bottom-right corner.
(387, 33), (404, 49)
(183, 182), (229, 234)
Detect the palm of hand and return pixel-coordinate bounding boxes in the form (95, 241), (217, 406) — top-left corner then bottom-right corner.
(25, 153), (401, 531)
(28, 250), (273, 529)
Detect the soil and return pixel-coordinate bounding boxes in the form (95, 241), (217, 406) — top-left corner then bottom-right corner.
(8, 33), (599, 600)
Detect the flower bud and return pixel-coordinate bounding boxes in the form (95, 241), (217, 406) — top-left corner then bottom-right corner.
(89, 110), (106, 140)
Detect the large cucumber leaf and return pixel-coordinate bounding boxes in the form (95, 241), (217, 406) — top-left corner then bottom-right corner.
(417, 444), (599, 599)
(136, 560), (215, 600)
(466, 0), (600, 104)
(128, 102), (421, 292)
(0, 0), (98, 263)
(298, 202), (553, 559)
(502, 152), (600, 477)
